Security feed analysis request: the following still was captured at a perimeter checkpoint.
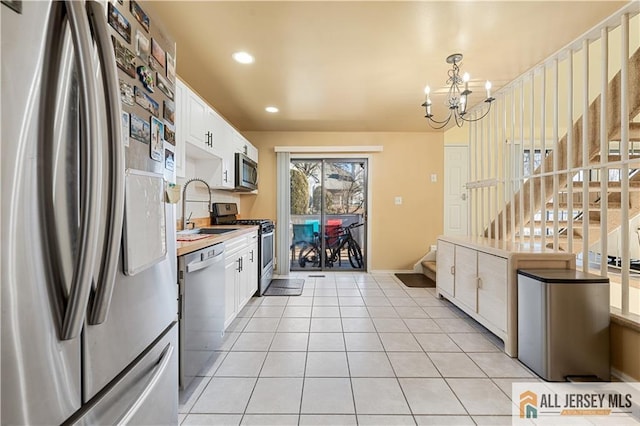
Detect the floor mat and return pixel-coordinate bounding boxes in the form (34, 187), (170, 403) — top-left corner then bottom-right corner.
(394, 273), (436, 288)
(263, 278), (305, 296)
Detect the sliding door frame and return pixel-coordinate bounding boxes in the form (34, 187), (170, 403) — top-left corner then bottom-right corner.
(288, 153), (374, 273)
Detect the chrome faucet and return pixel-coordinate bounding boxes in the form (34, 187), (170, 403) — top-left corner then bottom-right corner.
(185, 212), (194, 230)
(181, 178), (212, 230)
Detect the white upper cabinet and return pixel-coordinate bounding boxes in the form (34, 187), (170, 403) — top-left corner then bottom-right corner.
(177, 78), (258, 190)
(232, 131), (258, 163)
(245, 142), (258, 163)
(207, 108), (226, 153)
(210, 109), (228, 155)
(186, 89), (211, 153)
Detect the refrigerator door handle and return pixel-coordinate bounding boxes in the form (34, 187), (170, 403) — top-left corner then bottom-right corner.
(85, 0), (125, 325)
(49, 1), (102, 340)
(117, 343), (175, 425)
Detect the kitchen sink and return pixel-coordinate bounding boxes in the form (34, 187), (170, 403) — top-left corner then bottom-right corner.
(198, 228), (240, 235)
(177, 228), (240, 236)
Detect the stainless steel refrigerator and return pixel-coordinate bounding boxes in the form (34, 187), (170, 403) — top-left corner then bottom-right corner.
(2, 1), (179, 424)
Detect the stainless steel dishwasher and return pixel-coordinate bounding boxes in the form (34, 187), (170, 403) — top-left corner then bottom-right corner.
(178, 242), (225, 390)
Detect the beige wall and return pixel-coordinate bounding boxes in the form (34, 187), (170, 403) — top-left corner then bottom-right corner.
(241, 131), (444, 271)
(611, 320), (640, 381)
(442, 14), (640, 149)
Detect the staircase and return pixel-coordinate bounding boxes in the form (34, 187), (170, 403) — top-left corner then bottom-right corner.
(486, 47), (640, 258)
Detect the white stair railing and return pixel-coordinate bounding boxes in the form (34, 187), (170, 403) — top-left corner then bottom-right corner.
(463, 3), (640, 316)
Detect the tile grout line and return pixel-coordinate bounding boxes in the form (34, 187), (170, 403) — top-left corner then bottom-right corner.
(186, 272), (536, 423)
(239, 299), (282, 423)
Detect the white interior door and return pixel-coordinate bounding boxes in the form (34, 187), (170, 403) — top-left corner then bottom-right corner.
(444, 145), (469, 236)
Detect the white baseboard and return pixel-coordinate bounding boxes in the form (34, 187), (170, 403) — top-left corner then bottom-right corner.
(611, 367), (639, 382)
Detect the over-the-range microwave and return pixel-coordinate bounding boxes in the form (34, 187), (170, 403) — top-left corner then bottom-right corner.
(235, 152), (258, 191)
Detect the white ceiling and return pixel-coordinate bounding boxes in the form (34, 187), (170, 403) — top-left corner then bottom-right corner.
(150, 1), (628, 132)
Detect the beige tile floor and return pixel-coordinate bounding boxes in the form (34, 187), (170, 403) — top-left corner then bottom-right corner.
(179, 272), (540, 426)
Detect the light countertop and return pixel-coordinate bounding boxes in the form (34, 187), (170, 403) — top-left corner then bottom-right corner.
(176, 225), (259, 256)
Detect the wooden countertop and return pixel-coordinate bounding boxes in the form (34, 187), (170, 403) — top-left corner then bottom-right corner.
(176, 225), (259, 257)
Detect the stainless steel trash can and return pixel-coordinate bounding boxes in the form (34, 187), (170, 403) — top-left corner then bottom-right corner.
(517, 269), (610, 381)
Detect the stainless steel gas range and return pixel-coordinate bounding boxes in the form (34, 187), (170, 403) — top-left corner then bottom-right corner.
(211, 203), (274, 295)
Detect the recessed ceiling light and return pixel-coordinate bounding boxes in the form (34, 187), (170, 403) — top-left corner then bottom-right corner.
(265, 106), (279, 113)
(232, 51), (254, 64)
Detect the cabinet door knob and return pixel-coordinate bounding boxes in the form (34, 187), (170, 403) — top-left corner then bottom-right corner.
(450, 265), (455, 275)
(477, 276), (482, 289)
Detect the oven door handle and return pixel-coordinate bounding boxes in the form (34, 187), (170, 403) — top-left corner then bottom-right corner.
(187, 253), (224, 273)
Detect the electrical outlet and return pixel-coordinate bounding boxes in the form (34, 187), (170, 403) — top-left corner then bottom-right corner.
(394, 196), (402, 205)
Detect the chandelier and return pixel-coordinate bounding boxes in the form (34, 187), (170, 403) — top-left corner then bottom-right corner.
(421, 53), (494, 129)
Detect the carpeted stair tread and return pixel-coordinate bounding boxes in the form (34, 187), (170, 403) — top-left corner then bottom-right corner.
(421, 260), (437, 281)
(421, 260), (437, 273)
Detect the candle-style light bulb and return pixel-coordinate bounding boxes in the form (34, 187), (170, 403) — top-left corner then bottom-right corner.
(463, 72), (470, 93)
(422, 86), (432, 116)
(485, 80), (492, 99)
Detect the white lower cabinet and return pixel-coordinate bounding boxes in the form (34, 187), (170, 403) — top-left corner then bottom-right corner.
(477, 252), (507, 333)
(245, 237), (259, 305)
(435, 236), (575, 357)
(224, 251), (240, 329)
(436, 240), (455, 295)
(454, 245), (479, 312)
(438, 242), (504, 330)
(223, 231), (259, 328)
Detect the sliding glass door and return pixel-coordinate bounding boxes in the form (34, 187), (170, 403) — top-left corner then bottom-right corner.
(289, 158), (367, 272)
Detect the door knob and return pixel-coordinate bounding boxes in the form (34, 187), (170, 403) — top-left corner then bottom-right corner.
(461, 193), (467, 201)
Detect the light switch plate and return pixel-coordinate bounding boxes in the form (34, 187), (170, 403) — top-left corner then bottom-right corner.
(431, 173), (437, 182)
(394, 196), (402, 205)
